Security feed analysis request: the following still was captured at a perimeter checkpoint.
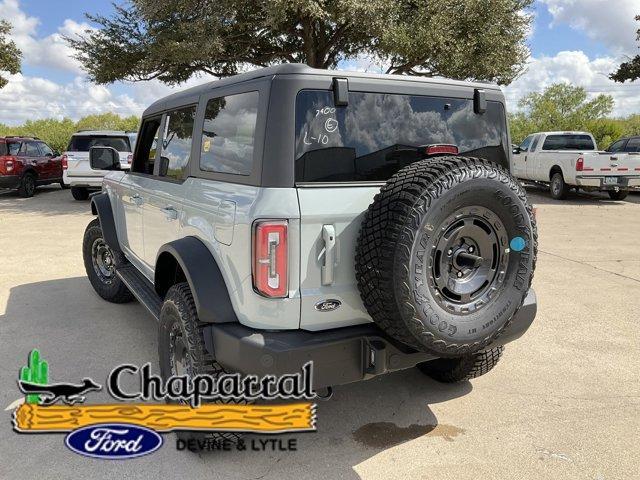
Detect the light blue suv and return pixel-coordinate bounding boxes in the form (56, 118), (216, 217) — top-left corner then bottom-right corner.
(83, 64), (537, 419)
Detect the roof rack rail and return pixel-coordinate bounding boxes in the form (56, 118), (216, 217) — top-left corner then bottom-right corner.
(3, 135), (40, 140)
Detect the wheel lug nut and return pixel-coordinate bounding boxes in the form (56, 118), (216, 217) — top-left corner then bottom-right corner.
(448, 249), (453, 255)
(457, 271), (463, 278)
(468, 246), (474, 253)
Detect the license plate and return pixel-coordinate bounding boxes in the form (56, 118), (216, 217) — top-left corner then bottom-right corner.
(604, 176), (619, 185)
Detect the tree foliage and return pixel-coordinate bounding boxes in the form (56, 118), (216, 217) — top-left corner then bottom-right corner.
(610, 15), (640, 83)
(0, 113), (139, 153)
(68, 0), (533, 85)
(0, 20), (21, 89)
(507, 83), (640, 148)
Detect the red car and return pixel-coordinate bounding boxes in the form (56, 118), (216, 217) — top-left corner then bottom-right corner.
(0, 136), (65, 197)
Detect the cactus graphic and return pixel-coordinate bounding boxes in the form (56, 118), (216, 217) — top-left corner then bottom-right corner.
(19, 349), (48, 404)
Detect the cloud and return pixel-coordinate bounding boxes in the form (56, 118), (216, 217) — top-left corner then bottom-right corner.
(0, 0), (93, 73)
(503, 50), (640, 117)
(540, 0), (639, 55)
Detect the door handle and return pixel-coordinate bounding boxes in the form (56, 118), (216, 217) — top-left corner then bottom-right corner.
(131, 193), (143, 206)
(162, 205), (178, 221)
(321, 225), (336, 285)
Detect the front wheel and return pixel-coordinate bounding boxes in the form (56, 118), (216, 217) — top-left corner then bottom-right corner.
(82, 218), (133, 303)
(417, 346), (504, 383)
(158, 283), (242, 444)
(608, 190), (628, 201)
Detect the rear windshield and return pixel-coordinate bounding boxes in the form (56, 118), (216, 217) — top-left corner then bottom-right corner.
(295, 90), (508, 183)
(542, 134), (595, 151)
(66, 135), (132, 152)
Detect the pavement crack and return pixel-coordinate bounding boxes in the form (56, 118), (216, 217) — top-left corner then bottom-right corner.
(539, 250), (640, 284)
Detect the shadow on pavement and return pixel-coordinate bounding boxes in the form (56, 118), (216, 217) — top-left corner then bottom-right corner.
(0, 276), (473, 479)
(0, 186), (90, 217)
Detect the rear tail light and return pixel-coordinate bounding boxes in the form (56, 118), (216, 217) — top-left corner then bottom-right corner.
(127, 154), (133, 164)
(61, 154), (68, 170)
(425, 144), (459, 156)
(576, 157), (584, 171)
(4, 159), (14, 172)
(253, 220), (288, 298)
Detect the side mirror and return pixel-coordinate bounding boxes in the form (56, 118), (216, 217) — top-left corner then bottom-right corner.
(90, 146), (120, 171)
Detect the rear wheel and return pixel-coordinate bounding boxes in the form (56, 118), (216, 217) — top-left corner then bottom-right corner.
(418, 346), (504, 382)
(608, 190), (628, 201)
(17, 173), (36, 198)
(71, 186), (89, 200)
(158, 283), (242, 445)
(550, 172), (568, 200)
(82, 218), (133, 303)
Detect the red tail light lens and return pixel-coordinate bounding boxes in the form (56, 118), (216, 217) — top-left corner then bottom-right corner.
(576, 157), (584, 171)
(61, 154), (68, 170)
(425, 144), (459, 156)
(4, 159), (14, 172)
(127, 154), (133, 164)
(253, 220), (288, 298)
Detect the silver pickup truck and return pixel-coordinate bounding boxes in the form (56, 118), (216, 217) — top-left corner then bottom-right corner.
(82, 64), (538, 441)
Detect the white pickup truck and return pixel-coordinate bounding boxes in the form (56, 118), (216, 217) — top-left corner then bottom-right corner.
(511, 131), (640, 200)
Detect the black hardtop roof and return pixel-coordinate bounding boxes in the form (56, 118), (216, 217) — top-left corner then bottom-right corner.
(143, 63), (501, 116)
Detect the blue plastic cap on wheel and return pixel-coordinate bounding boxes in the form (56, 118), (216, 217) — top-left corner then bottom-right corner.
(510, 236), (526, 252)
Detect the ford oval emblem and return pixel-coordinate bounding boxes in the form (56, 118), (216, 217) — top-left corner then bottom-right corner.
(315, 299), (342, 312)
(65, 423), (162, 459)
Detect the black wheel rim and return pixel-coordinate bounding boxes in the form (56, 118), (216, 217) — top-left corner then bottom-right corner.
(427, 206), (509, 315)
(91, 237), (115, 284)
(25, 176), (35, 195)
(168, 323), (192, 378)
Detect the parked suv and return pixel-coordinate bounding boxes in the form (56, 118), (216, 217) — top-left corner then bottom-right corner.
(0, 136), (63, 197)
(63, 130), (136, 200)
(83, 65), (538, 438)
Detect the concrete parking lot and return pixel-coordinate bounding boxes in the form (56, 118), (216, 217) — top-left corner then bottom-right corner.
(0, 185), (639, 479)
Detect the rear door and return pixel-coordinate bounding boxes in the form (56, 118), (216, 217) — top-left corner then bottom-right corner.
(19, 141), (44, 178)
(141, 105), (197, 268)
(295, 89), (510, 330)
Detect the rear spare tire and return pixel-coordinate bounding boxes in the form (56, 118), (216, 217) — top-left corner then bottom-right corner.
(355, 157), (537, 356)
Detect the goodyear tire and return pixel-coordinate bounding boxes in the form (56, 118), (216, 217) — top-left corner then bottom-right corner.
(83, 218), (133, 303)
(158, 282), (242, 445)
(355, 157), (537, 356)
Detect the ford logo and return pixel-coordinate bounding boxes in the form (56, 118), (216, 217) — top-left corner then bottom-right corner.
(315, 299), (342, 312)
(65, 423), (162, 459)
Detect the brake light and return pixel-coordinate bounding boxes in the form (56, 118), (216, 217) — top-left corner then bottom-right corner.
(576, 157), (584, 171)
(253, 220), (288, 298)
(425, 144), (459, 156)
(61, 154), (68, 170)
(4, 159), (14, 172)
(127, 154), (133, 164)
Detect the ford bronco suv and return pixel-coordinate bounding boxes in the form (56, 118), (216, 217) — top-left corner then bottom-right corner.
(83, 64), (537, 420)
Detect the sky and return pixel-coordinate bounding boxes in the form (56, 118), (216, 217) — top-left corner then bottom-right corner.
(0, 0), (639, 125)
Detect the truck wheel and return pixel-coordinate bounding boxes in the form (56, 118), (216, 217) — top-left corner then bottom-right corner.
(417, 346), (504, 383)
(550, 172), (568, 200)
(158, 282), (242, 445)
(17, 173), (36, 198)
(71, 186), (89, 201)
(82, 218), (133, 303)
(608, 190), (628, 201)
(355, 157), (537, 356)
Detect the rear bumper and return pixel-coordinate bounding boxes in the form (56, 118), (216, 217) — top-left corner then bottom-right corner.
(205, 289), (537, 390)
(576, 175), (640, 189)
(0, 175), (20, 189)
(64, 171), (104, 188)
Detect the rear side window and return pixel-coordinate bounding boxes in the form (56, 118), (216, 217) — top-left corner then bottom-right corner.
(200, 91), (259, 176)
(625, 138), (640, 152)
(530, 135), (541, 152)
(542, 135), (595, 150)
(158, 105), (196, 181)
(295, 91), (508, 183)
(19, 141), (40, 156)
(67, 135), (131, 152)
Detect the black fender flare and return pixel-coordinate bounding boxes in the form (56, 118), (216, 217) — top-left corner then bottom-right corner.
(90, 192), (121, 252)
(155, 237), (238, 324)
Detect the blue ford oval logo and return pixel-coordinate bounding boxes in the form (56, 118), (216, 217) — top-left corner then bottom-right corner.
(65, 423), (162, 459)
(315, 299), (342, 312)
